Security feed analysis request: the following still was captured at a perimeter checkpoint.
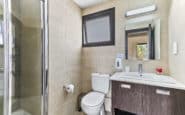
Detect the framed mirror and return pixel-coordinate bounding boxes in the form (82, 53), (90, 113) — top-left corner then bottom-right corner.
(125, 19), (160, 60)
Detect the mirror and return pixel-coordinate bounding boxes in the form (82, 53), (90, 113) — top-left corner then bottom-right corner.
(125, 19), (160, 60)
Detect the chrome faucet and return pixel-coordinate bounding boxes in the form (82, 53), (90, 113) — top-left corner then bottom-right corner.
(138, 63), (143, 76)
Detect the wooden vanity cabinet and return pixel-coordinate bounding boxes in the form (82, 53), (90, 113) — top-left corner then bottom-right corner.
(112, 81), (185, 115)
(112, 81), (144, 115)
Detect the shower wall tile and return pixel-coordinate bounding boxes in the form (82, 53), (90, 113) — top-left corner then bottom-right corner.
(20, 96), (41, 115)
(20, 26), (42, 115)
(48, 0), (82, 115)
(169, 0), (185, 84)
(20, 27), (42, 97)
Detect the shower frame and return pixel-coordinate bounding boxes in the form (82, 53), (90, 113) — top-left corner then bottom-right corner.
(2, 0), (49, 115)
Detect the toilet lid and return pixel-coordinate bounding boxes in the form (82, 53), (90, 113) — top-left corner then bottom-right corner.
(82, 92), (105, 107)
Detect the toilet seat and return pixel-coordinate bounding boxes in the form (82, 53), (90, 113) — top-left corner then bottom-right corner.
(81, 92), (105, 115)
(82, 91), (105, 107)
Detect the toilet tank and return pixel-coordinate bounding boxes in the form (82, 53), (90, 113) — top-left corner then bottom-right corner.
(91, 73), (110, 94)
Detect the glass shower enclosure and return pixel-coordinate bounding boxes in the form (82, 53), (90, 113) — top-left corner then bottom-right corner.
(2, 0), (48, 115)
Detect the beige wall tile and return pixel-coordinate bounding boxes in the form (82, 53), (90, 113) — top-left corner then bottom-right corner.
(20, 25), (42, 115)
(169, 0), (185, 83)
(48, 0), (82, 115)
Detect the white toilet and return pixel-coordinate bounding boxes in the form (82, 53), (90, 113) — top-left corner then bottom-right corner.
(81, 73), (110, 115)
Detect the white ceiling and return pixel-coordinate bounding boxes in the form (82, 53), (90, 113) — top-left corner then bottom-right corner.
(73, 0), (110, 9)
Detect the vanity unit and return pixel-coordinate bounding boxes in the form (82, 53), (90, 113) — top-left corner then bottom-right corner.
(111, 72), (185, 115)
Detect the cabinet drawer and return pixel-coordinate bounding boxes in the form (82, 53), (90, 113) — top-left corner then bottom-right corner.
(173, 89), (185, 115)
(112, 81), (143, 114)
(146, 86), (174, 96)
(143, 86), (175, 115)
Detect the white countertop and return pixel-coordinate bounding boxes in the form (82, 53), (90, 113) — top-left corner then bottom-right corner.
(110, 72), (185, 90)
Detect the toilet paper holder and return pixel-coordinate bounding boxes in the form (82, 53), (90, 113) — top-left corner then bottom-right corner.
(63, 84), (75, 93)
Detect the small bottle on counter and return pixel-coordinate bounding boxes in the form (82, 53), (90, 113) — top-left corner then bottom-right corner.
(156, 67), (163, 75)
(125, 66), (130, 73)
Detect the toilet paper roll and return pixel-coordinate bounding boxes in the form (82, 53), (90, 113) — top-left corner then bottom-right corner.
(105, 98), (111, 112)
(64, 84), (74, 93)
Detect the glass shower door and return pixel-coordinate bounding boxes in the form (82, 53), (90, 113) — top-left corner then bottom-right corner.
(3, 0), (49, 115)
(10, 0), (42, 115)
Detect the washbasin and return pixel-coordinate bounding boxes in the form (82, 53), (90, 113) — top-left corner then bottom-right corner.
(116, 72), (176, 84)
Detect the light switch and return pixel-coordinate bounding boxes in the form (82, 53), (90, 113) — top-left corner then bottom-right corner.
(172, 42), (178, 55)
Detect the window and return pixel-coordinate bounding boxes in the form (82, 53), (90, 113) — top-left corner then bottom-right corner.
(82, 8), (115, 47)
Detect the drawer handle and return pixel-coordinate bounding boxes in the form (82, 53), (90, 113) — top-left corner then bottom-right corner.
(156, 89), (170, 96)
(120, 84), (131, 89)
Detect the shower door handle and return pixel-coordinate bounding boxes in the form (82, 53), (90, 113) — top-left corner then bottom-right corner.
(41, 0), (49, 114)
(41, 0), (49, 96)
(45, 70), (48, 92)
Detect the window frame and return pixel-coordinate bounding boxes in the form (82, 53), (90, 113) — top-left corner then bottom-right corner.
(82, 8), (115, 47)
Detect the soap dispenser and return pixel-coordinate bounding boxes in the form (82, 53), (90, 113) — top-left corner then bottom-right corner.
(115, 54), (124, 72)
